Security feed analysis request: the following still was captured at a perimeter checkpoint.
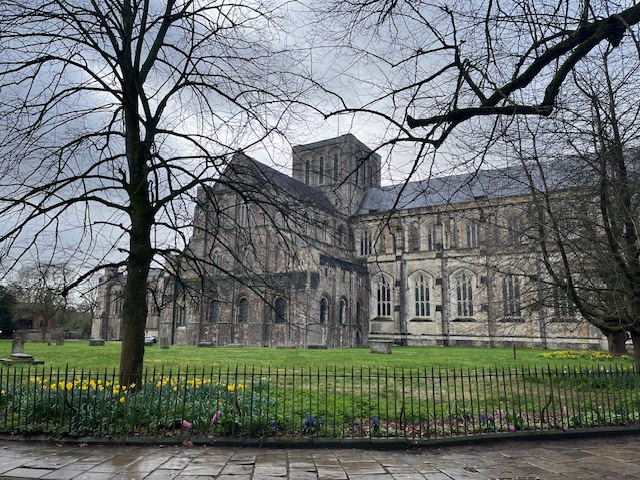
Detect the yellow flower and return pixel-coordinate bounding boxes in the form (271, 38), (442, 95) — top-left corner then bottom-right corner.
(119, 397), (125, 403)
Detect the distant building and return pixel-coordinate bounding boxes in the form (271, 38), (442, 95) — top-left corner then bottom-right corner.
(92, 134), (605, 349)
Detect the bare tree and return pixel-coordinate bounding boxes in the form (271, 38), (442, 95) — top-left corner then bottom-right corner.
(503, 46), (640, 364)
(321, 0), (640, 366)
(0, 0), (312, 386)
(9, 263), (70, 341)
(323, 0), (640, 148)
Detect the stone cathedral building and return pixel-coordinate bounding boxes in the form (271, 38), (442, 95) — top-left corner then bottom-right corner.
(92, 134), (605, 350)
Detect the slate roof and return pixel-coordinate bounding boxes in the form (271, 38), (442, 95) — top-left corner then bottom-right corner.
(356, 162), (572, 215)
(225, 153), (337, 213)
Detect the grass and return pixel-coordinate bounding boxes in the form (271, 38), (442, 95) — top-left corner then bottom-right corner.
(0, 339), (633, 372)
(1, 340), (637, 439)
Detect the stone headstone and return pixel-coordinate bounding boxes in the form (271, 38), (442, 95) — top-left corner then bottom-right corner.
(56, 334), (65, 346)
(11, 337), (25, 355)
(89, 339), (105, 346)
(160, 337), (170, 349)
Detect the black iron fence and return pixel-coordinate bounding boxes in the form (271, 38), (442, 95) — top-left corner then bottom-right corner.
(0, 364), (638, 440)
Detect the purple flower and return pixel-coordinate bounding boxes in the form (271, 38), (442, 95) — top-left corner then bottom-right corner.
(182, 419), (192, 429)
(211, 410), (222, 422)
(508, 424), (515, 432)
(480, 413), (487, 423)
(371, 417), (379, 426)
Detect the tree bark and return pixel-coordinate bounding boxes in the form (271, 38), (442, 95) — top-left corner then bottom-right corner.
(605, 330), (628, 356)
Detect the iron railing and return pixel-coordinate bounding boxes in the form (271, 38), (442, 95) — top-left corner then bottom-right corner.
(0, 364), (638, 440)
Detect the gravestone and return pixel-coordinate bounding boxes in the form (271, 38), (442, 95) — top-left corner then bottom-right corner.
(56, 334), (64, 346)
(160, 337), (170, 349)
(1, 336), (43, 365)
(11, 337), (25, 355)
(369, 340), (393, 354)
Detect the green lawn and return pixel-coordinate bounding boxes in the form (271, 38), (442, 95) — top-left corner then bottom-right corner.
(0, 339), (632, 372)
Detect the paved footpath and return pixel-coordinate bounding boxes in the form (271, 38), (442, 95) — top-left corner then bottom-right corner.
(1, 434), (639, 480)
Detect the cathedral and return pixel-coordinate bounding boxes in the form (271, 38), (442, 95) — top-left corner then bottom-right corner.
(92, 134), (605, 350)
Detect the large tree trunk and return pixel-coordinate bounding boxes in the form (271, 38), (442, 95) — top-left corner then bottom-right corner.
(605, 330), (628, 356)
(118, 14), (154, 386)
(119, 216), (153, 388)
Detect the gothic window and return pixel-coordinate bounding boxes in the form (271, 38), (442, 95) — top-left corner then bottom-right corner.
(339, 298), (347, 325)
(212, 250), (222, 276)
(456, 273), (474, 318)
(376, 276), (392, 317)
(467, 221), (481, 248)
(114, 294), (124, 316)
(275, 297), (286, 323)
(356, 301), (362, 325)
(451, 216), (460, 248)
(337, 225), (344, 247)
(502, 274), (521, 318)
(426, 223), (437, 250)
(408, 223), (420, 251)
(360, 230), (372, 256)
(414, 275), (431, 317)
(241, 249), (253, 272)
(319, 156), (325, 184)
(377, 234), (387, 254)
(555, 286), (576, 319)
(333, 153), (339, 182)
(320, 297), (329, 324)
(209, 300), (219, 323)
(506, 216), (524, 244)
(305, 160), (310, 184)
(177, 297), (186, 327)
(238, 202), (251, 227)
(237, 297), (249, 323)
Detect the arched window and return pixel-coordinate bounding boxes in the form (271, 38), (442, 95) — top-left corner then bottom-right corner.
(320, 297), (328, 324)
(339, 298), (347, 325)
(426, 223), (437, 250)
(333, 153), (339, 181)
(114, 294), (124, 316)
(408, 223), (420, 251)
(356, 301), (362, 325)
(456, 273), (474, 317)
(467, 221), (481, 248)
(360, 230), (372, 256)
(275, 297), (286, 323)
(305, 160), (310, 184)
(209, 300), (219, 323)
(377, 234), (387, 254)
(212, 250), (222, 276)
(177, 297), (186, 327)
(319, 156), (325, 184)
(506, 216), (524, 244)
(238, 202), (251, 227)
(237, 297), (249, 323)
(376, 276), (392, 317)
(414, 275), (430, 317)
(502, 274), (521, 318)
(555, 285), (576, 319)
(241, 249), (253, 272)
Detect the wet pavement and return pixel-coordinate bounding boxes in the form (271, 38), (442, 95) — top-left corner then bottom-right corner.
(0, 434), (639, 479)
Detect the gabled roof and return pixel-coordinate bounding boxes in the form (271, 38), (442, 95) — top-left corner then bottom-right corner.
(220, 152), (337, 212)
(356, 162), (572, 215)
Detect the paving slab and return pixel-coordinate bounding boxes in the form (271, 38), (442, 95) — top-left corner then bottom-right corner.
(0, 434), (639, 479)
